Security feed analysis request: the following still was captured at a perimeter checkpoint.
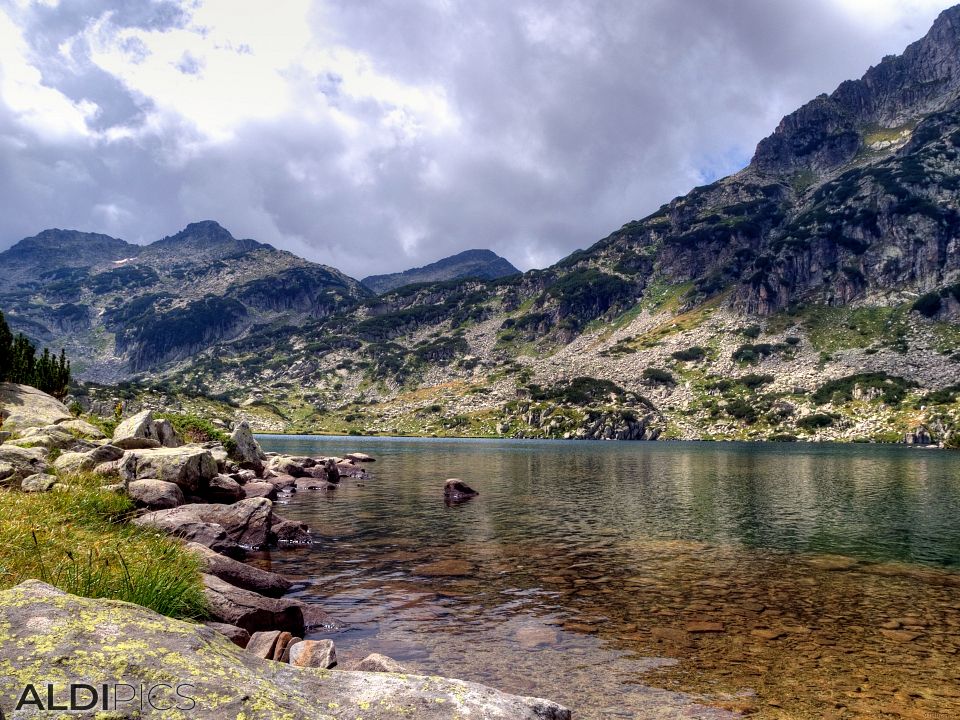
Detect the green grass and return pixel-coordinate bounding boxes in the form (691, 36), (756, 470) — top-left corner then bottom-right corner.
(768, 305), (909, 353)
(155, 412), (230, 445)
(0, 474), (207, 619)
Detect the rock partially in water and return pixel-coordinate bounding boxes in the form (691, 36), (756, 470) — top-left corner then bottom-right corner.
(345, 452), (375, 462)
(444, 478), (479, 503)
(203, 574), (305, 635)
(0, 581), (572, 719)
(186, 541), (292, 597)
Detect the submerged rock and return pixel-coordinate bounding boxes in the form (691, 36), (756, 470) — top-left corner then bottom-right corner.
(0, 581), (573, 719)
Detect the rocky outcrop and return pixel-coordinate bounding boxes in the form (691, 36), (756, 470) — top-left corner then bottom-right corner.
(0, 581), (571, 719)
(0, 382), (72, 430)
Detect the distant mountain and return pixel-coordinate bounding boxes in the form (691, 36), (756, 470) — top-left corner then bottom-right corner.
(0, 221), (369, 381)
(361, 249), (519, 294)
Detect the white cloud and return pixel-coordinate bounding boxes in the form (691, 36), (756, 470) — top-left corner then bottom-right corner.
(0, 8), (94, 140)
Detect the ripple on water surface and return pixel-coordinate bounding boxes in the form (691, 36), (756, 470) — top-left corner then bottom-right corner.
(257, 436), (960, 719)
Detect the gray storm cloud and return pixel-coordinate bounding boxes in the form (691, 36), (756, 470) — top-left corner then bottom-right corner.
(0, 0), (953, 276)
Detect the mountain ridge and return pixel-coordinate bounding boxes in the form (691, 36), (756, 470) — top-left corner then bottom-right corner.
(361, 249), (520, 294)
(7, 8), (960, 444)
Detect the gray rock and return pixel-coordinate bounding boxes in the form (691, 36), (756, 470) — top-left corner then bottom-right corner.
(185, 542), (292, 597)
(0, 382), (71, 431)
(0, 581), (572, 720)
(206, 473), (245, 503)
(355, 653), (407, 673)
(202, 621), (250, 648)
(21, 472), (58, 492)
(57, 417), (106, 439)
(345, 452), (375, 462)
(8, 425), (92, 452)
(128, 479), (185, 509)
(444, 478), (479, 503)
(154, 418), (183, 447)
(53, 443), (126, 475)
(242, 481), (278, 500)
(289, 638), (337, 669)
(132, 513), (245, 559)
(136, 498), (274, 549)
(0, 444), (48, 484)
(228, 421), (265, 474)
(270, 517), (312, 545)
(122, 446), (218, 493)
(202, 574), (305, 635)
(112, 409), (162, 449)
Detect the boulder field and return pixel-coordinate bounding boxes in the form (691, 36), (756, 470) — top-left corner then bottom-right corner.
(0, 383), (571, 717)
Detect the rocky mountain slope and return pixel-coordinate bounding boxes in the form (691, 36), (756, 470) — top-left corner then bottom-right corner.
(0, 221), (369, 382)
(10, 7), (960, 444)
(360, 249), (519, 294)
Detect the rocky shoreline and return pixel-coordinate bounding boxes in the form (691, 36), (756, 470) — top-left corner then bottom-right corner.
(0, 382), (572, 718)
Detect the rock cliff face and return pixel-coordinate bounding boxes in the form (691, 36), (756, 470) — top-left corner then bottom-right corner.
(361, 249), (520, 294)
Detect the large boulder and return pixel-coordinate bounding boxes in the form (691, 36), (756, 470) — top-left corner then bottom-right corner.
(0, 444), (48, 485)
(135, 498), (274, 549)
(444, 478), (479, 503)
(0, 581), (573, 719)
(0, 382), (71, 431)
(122, 446), (218, 493)
(289, 639), (337, 669)
(228, 421), (265, 474)
(206, 473), (245, 503)
(186, 542), (292, 597)
(112, 409), (162, 449)
(128, 479), (185, 510)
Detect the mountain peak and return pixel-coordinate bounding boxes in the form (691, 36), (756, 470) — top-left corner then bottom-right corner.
(752, 3), (960, 176)
(147, 220), (262, 257)
(0, 228), (133, 266)
(361, 248), (520, 294)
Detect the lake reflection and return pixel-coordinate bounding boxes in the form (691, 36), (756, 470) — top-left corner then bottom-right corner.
(256, 437), (960, 719)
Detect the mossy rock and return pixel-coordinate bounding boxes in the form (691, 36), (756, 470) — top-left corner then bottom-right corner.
(0, 581), (571, 719)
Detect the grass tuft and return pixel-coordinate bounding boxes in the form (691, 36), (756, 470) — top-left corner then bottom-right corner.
(0, 474), (207, 619)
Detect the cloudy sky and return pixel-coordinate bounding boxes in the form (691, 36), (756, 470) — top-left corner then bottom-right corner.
(0, 0), (954, 276)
